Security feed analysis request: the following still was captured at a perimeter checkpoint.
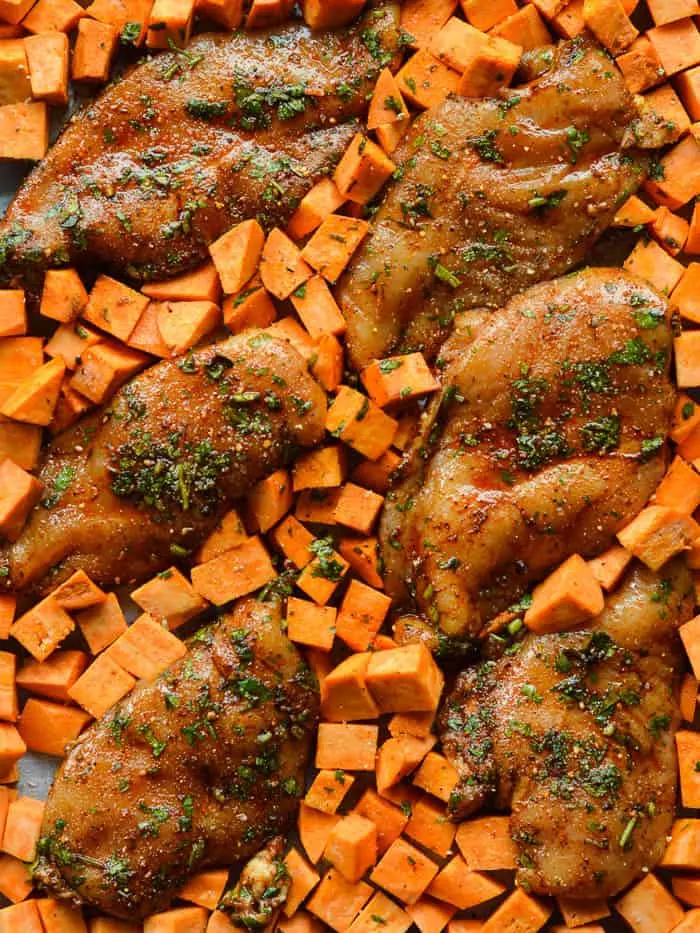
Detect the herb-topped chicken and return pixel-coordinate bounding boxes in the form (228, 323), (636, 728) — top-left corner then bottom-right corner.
(337, 38), (648, 370)
(439, 560), (694, 899)
(381, 268), (674, 649)
(34, 597), (319, 920)
(0, 1), (400, 286)
(0, 331), (326, 597)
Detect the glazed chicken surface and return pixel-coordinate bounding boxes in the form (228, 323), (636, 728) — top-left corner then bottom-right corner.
(34, 597), (319, 920)
(0, 331), (326, 597)
(337, 38), (648, 370)
(439, 559), (694, 899)
(0, 2), (400, 285)
(381, 268), (674, 648)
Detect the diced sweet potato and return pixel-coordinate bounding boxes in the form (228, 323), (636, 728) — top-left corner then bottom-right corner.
(106, 613), (186, 680)
(366, 644), (444, 714)
(68, 652), (136, 718)
(0, 101), (48, 160)
(617, 504), (700, 569)
(131, 567), (208, 629)
(17, 697), (91, 756)
(24, 32), (69, 105)
(321, 653), (380, 722)
(524, 554), (604, 633)
(191, 535), (277, 605)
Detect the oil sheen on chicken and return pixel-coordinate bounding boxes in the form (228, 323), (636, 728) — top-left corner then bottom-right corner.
(439, 559), (694, 899)
(33, 597), (319, 919)
(380, 268), (674, 647)
(337, 38), (647, 370)
(0, 331), (326, 597)
(0, 2), (400, 286)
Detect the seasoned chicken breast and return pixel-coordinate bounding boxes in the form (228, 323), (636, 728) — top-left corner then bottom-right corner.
(34, 597), (319, 919)
(0, 331), (326, 597)
(439, 559), (694, 899)
(0, 2), (400, 286)
(381, 268), (674, 647)
(337, 38), (647, 370)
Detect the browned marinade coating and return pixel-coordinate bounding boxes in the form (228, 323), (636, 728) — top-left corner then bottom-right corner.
(34, 598), (319, 919)
(0, 331), (326, 596)
(0, 2), (400, 285)
(439, 560), (694, 899)
(380, 268), (674, 647)
(337, 38), (647, 370)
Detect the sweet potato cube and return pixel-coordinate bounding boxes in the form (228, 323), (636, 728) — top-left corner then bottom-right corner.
(654, 456), (700, 513)
(0, 101), (48, 160)
(623, 237), (685, 293)
(69, 339), (149, 403)
(75, 592), (127, 654)
(0, 357), (65, 425)
(283, 848), (320, 917)
(40, 270), (88, 324)
(490, 4), (552, 48)
(334, 133), (396, 206)
(0, 0), (34, 24)
(647, 18), (700, 76)
(310, 333), (343, 393)
(376, 735), (436, 794)
(366, 644), (443, 714)
(400, 0), (458, 47)
(0, 39), (31, 107)
(362, 354), (438, 408)
(246, 468), (293, 533)
(142, 262), (221, 303)
(177, 868), (228, 910)
(191, 535), (277, 604)
(326, 386), (398, 460)
(45, 321), (103, 370)
(0, 724), (26, 773)
(353, 789), (409, 856)
(305, 769), (355, 815)
(455, 815), (517, 870)
(15, 650), (88, 703)
(427, 859), (505, 911)
(660, 818), (700, 869)
(678, 65), (700, 121)
(0, 458), (42, 542)
(0, 653), (16, 722)
(106, 612), (186, 680)
(645, 134), (700, 209)
(52, 569), (106, 611)
(291, 276), (346, 341)
(321, 653), (380, 722)
(335, 579), (391, 651)
(301, 215), (369, 283)
(680, 671), (698, 721)
(587, 545), (632, 591)
(126, 301), (170, 358)
(300, 0), (366, 28)
(25, 33), (69, 105)
(617, 504), (700, 569)
(680, 615), (700, 680)
(672, 264), (700, 324)
(293, 446), (348, 492)
(266, 317), (316, 361)
(2, 797), (44, 862)
(616, 36), (665, 93)
(83, 274), (149, 342)
(456, 33), (522, 97)
(146, 0), (195, 48)
(131, 567), (208, 629)
(156, 300), (220, 355)
(389, 711), (435, 740)
(209, 219), (265, 295)
(196, 0), (244, 28)
(335, 483), (384, 536)
(0, 596), (14, 641)
(413, 752), (459, 803)
(222, 279), (277, 334)
(650, 206), (689, 254)
(397, 49), (461, 109)
(0, 419), (40, 470)
(72, 17), (119, 83)
(676, 331), (700, 388)
(299, 802), (341, 865)
(288, 178), (346, 241)
(315, 723), (378, 771)
(307, 868), (373, 933)
(338, 536), (384, 589)
(0, 290), (25, 337)
(371, 838), (439, 906)
(480, 889), (552, 932)
(615, 873), (684, 933)
(367, 68), (409, 135)
(405, 796), (456, 859)
(351, 450), (402, 494)
(583, 0), (637, 52)
(323, 814), (377, 884)
(613, 194), (656, 227)
(68, 652), (136, 718)
(349, 892), (412, 933)
(525, 554), (604, 633)
(260, 228), (312, 301)
(287, 598), (336, 652)
(296, 547), (349, 606)
(246, 0), (294, 29)
(17, 697), (91, 756)
(268, 514), (314, 569)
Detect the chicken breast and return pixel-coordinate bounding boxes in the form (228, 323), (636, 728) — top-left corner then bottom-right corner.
(439, 559), (694, 899)
(0, 331), (326, 597)
(381, 268), (674, 648)
(0, 2), (400, 286)
(33, 597), (319, 919)
(337, 38), (647, 370)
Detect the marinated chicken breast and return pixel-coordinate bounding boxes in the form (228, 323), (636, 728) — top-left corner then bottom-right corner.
(0, 2), (400, 286)
(439, 560), (694, 899)
(337, 38), (647, 370)
(34, 597), (319, 919)
(381, 268), (674, 647)
(0, 331), (326, 597)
